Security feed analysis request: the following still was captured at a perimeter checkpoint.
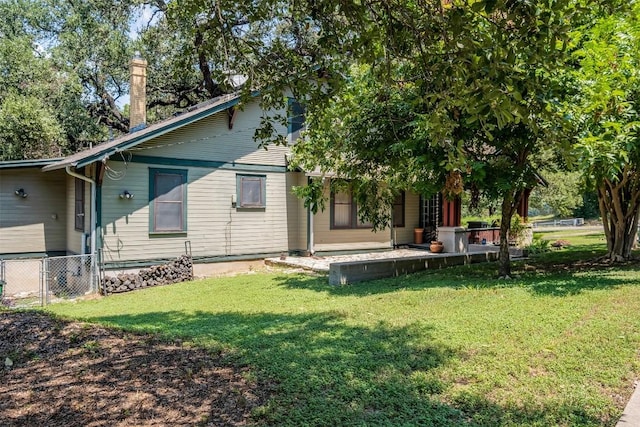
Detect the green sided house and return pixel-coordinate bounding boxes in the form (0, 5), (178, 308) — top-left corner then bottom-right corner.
(0, 158), (68, 257)
(30, 88), (431, 269)
(3, 58), (520, 270)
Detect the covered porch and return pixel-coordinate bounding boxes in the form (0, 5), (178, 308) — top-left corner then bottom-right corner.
(296, 173), (533, 256)
(409, 189), (532, 253)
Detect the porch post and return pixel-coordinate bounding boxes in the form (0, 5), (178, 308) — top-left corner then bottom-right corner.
(306, 176), (315, 255)
(517, 189), (531, 222)
(441, 195), (462, 227)
(438, 194), (466, 253)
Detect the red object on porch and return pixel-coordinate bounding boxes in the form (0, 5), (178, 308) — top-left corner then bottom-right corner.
(441, 196), (462, 227)
(517, 189), (531, 222)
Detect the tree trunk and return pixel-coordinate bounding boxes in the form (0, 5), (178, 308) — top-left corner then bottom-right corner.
(498, 190), (522, 278)
(597, 172), (640, 262)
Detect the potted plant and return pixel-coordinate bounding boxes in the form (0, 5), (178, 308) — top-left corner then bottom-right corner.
(429, 231), (444, 253)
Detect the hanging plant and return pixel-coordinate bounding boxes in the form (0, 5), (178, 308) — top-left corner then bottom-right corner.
(443, 170), (464, 199)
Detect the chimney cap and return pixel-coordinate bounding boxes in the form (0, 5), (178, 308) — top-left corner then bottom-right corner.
(130, 52), (147, 67)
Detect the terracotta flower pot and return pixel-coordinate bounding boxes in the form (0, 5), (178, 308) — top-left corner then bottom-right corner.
(430, 241), (444, 253)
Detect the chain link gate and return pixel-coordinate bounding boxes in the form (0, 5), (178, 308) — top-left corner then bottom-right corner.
(44, 255), (98, 304)
(0, 257), (44, 306)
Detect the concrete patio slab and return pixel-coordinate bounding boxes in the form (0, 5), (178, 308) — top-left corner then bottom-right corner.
(266, 245), (502, 284)
(265, 248), (438, 273)
(328, 251), (499, 285)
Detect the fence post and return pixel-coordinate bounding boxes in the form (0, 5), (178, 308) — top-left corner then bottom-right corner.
(43, 257), (50, 306)
(0, 259), (5, 298)
(96, 249), (103, 295)
(39, 259), (43, 306)
(91, 254), (98, 295)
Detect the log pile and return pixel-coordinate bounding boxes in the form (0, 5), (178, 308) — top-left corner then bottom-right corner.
(101, 255), (193, 295)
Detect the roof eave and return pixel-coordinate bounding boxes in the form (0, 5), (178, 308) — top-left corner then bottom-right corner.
(0, 158), (64, 170)
(42, 92), (254, 172)
(41, 160), (78, 172)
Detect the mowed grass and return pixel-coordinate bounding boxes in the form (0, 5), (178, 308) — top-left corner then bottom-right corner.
(47, 229), (640, 426)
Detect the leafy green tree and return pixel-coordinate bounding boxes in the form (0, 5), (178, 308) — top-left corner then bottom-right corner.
(44, 0), (234, 131)
(0, 0), (245, 158)
(0, 0), (110, 156)
(529, 171), (583, 218)
(573, 191), (600, 219)
(0, 94), (66, 160)
(572, 4), (640, 261)
(274, 1), (582, 277)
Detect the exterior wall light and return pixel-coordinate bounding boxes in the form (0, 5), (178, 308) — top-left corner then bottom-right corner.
(119, 190), (134, 199)
(14, 188), (28, 198)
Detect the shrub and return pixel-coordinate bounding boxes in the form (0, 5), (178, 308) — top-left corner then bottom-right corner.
(528, 232), (551, 255)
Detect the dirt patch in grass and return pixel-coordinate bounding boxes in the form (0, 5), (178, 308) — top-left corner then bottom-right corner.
(0, 310), (269, 426)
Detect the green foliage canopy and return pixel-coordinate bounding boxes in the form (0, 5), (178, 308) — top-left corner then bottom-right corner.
(529, 171), (584, 218)
(571, 3), (640, 260)
(269, 0), (584, 275)
(0, 94), (66, 160)
(0, 0), (249, 159)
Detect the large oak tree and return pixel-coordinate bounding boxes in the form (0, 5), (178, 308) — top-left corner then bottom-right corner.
(0, 0), (252, 158)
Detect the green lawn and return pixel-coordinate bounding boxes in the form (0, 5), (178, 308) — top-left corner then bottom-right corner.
(535, 227), (607, 243)
(47, 230), (640, 426)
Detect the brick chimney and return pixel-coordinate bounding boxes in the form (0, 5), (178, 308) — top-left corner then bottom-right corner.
(129, 53), (147, 132)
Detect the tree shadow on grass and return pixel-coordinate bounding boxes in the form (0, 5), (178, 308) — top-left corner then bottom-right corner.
(451, 391), (615, 426)
(270, 265), (640, 299)
(95, 310), (460, 425)
(520, 270), (640, 296)
(270, 243), (640, 298)
(90, 310), (613, 426)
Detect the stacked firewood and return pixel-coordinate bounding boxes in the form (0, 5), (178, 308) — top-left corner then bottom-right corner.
(101, 255), (193, 295)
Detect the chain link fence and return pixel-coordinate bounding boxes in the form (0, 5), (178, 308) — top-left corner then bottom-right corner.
(45, 255), (98, 304)
(0, 254), (98, 306)
(0, 257), (44, 306)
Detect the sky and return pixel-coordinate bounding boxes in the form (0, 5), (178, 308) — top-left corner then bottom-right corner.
(118, 4), (161, 108)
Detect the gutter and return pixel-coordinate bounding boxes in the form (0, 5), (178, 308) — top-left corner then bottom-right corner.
(64, 166), (96, 257)
(307, 204), (315, 255)
(306, 176), (315, 255)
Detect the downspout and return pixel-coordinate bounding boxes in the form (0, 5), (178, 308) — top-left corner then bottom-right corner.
(307, 205), (315, 255)
(65, 166), (96, 257)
